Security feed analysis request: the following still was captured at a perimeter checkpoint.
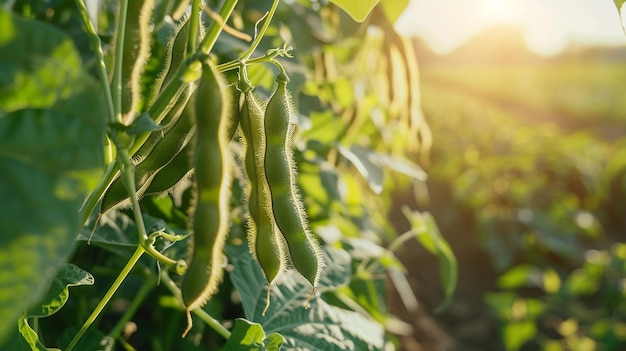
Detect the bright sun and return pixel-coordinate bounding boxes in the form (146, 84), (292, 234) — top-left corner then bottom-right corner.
(476, 0), (524, 24)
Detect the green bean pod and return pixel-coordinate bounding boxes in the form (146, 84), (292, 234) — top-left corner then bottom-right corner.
(142, 142), (193, 197)
(238, 84), (287, 315)
(100, 94), (195, 213)
(180, 61), (232, 327)
(116, 0), (154, 121)
(263, 72), (323, 301)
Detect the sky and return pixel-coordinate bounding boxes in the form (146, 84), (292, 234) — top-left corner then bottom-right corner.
(395, 0), (626, 55)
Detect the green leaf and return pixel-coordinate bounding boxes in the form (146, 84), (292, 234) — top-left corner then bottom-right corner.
(369, 151), (427, 181)
(0, 11), (83, 112)
(228, 244), (384, 351)
(401, 207), (457, 313)
(78, 212), (187, 270)
(2, 264), (94, 350)
(497, 265), (543, 290)
(503, 321), (537, 351)
(224, 319), (284, 351)
(337, 145), (384, 194)
(127, 112), (165, 135)
(0, 9), (106, 342)
(78, 211), (139, 248)
(264, 333), (285, 351)
(329, 0), (380, 22)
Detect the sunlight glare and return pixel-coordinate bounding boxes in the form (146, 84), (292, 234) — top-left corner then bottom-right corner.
(476, 0), (524, 24)
(396, 0), (626, 56)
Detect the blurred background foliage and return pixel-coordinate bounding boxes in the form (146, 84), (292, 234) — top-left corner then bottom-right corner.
(395, 21), (626, 351)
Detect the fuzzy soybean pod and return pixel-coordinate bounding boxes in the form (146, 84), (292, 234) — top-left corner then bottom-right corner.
(100, 101), (195, 213)
(263, 72), (323, 304)
(238, 86), (287, 315)
(179, 61), (231, 337)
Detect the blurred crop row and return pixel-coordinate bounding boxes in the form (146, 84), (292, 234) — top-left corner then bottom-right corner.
(418, 50), (626, 350)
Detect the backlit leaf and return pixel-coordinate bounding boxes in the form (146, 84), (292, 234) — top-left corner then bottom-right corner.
(329, 0), (380, 22)
(0, 9), (106, 342)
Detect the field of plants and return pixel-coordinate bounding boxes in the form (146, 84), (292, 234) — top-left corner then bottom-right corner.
(2, 0), (626, 350)
(394, 49), (626, 350)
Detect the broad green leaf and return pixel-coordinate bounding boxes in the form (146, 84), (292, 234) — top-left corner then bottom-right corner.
(224, 319), (284, 351)
(77, 211), (139, 248)
(228, 244), (384, 351)
(401, 207), (457, 313)
(329, 0), (380, 22)
(77, 212), (187, 269)
(1, 264), (94, 350)
(0, 9), (106, 342)
(0, 10), (84, 112)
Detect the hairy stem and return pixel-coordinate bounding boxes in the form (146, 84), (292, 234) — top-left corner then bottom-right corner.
(187, 0), (201, 57)
(112, 0), (129, 123)
(199, 0), (238, 55)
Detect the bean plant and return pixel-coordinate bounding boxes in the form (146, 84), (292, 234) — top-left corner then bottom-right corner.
(0, 0), (456, 350)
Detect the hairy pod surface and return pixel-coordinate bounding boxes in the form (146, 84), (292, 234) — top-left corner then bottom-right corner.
(142, 142), (193, 197)
(147, 15), (203, 104)
(263, 73), (323, 293)
(238, 88), (287, 314)
(117, 0), (155, 122)
(180, 61), (232, 318)
(100, 95), (195, 213)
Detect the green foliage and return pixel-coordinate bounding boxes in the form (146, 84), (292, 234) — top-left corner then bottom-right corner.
(401, 209), (457, 312)
(328, 0), (380, 22)
(1, 0), (441, 350)
(422, 54), (626, 349)
(0, 8), (105, 343)
(2, 264), (95, 351)
(228, 244), (385, 350)
(224, 319), (283, 351)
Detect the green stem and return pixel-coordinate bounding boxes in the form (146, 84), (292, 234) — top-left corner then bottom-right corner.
(117, 147), (149, 242)
(112, 0), (129, 123)
(74, 0), (115, 124)
(79, 161), (118, 227)
(160, 271), (231, 339)
(142, 234), (179, 269)
(193, 308), (231, 339)
(216, 51), (279, 73)
(241, 0), (280, 60)
(199, 0), (238, 55)
(187, 0), (201, 57)
(270, 58), (287, 76)
(129, 0), (240, 156)
(66, 246), (145, 351)
(108, 272), (157, 340)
